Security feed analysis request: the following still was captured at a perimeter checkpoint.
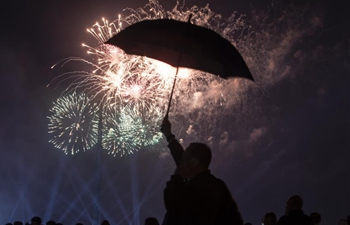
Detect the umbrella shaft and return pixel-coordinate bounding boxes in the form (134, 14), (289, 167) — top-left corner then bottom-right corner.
(165, 67), (179, 117)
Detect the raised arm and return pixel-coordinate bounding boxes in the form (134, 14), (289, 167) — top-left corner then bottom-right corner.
(160, 116), (184, 166)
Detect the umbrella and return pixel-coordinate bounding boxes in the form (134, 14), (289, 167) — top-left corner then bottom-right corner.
(106, 18), (254, 116)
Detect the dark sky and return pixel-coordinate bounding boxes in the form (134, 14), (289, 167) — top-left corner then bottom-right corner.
(0, 0), (349, 225)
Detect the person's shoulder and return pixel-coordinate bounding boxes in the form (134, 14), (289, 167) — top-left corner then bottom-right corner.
(279, 215), (289, 220)
(215, 177), (227, 186)
(277, 215), (290, 225)
(198, 170), (216, 180)
(207, 174), (226, 187)
(297, 211), (311, 220)
(301, 213), (312, 224)
(302, 213), (310, 219)
(197, 172), (223, 189)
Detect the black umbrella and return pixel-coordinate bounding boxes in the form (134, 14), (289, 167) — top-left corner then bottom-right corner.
(106, 18), (254, 116)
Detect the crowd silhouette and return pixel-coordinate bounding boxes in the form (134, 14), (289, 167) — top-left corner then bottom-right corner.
(4, 118), (349, 225)
(5, 213), (349, 225)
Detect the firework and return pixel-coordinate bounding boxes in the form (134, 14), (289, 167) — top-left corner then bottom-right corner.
(48, 92), (99, 155)
(49, 0), (321, 154)
(49, 1), (231, 113)
(102, 106), (163, 157)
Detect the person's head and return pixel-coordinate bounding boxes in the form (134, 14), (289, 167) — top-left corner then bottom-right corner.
(339, 219), (349, 225)
(182, 142), (212, 169)
(14, 222), (23, 225)
(285, 195), (303, 215)
(263, 212), (277, 225)
(244, 223), (252, 225)
(46, 221), (55, 225)
(31, 217), (42, 225)
(145, 217), (159, 225)
(76, 223), (83, 225)
(310, 212), (321, 225)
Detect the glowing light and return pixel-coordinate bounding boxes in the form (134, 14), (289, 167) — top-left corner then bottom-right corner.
(154, 60), (175, 76)
(178, 68), (190, 79)
(129, 85), (142, 99)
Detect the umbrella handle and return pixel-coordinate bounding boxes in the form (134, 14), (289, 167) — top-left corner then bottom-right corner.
(165, 67), (179, 118)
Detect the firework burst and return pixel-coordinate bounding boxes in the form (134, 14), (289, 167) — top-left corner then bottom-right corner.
(102, 106), (163, 157)
(48, 92), (99, 155)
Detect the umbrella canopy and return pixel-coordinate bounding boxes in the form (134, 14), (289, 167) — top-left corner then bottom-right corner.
(106, 19), (254, 81)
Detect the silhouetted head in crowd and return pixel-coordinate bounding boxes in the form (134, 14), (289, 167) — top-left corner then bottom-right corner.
(31, 217), (42, 225)
(14, 222), (23, 225)
(339, 219), (349, 225)
(76, 223), (83, 225)
(6, 223), (13, 225)
(184, 143), (212, 168)
(310, 212), (321, 225)
(285, 195), (303, 215)
(56, 223), (63, 225)
(101, 220), (110, 225)
(46, 221), (56, 225)
(263, 212), (277, 225)
(145, 217), (159, 225)
(244, 223), (252, 225)
(178, 142), (212, 179)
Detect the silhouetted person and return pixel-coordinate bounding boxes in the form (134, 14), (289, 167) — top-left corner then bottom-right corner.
(310, 212), (321, 225)
(6, 223), (13, 225)
(160, 116), (243, 225)
(339, 220), (349, 225)
(76, 223), (83, 225)
(14, 222), (23, 225)
(46, 221), (56, 225)
(145, 217), (160, 225)
(263, 212), (277, 225)
(347, 216), (350, 225)
(244, 223), (253, 225)
(277, 195), (312, 225)
(31, 217), (42, 225)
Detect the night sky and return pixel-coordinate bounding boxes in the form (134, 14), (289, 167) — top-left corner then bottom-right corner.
(1, 0), (349, 225)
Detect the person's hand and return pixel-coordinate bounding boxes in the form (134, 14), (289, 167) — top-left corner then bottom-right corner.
(160, 115), (172, 137)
